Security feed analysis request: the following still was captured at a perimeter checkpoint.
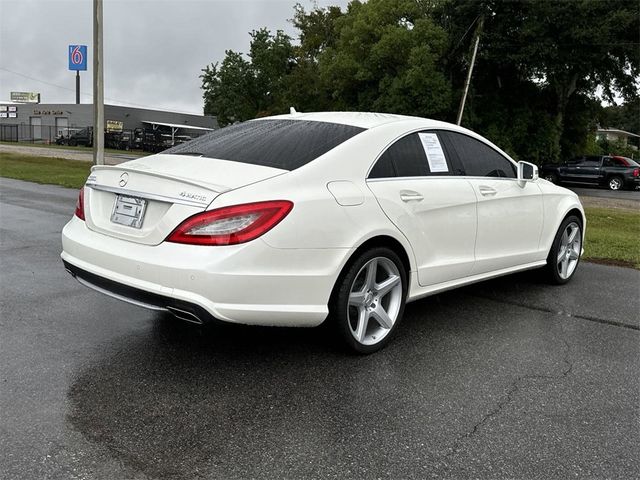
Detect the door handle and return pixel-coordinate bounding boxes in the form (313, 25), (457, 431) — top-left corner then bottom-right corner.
(400, 190), (424, 202)
(478, 185), (497, 196)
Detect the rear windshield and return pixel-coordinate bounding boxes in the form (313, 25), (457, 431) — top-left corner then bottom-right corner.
(165, 119), (365, 170)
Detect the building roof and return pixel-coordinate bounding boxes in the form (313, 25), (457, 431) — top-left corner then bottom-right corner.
(596, 128), (640, 138)
(142, 120), (214, 131)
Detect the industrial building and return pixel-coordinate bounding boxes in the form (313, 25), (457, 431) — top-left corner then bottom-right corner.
(0, 102), (218, 146)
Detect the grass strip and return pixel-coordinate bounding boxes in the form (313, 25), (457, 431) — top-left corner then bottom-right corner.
(583, 207), (640, 269)
(0, 152), (92, 189)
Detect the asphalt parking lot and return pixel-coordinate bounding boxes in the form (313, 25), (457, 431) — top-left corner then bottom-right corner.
(1, 177), (638, 480)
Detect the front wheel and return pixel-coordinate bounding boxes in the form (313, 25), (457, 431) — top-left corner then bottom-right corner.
(608, 175), (623, 191)
(331, 247), (407, 354)
(545, 215), (582, 285)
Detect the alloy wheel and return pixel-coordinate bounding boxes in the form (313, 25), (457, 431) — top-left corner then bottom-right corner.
(557, 222), (581, 280)
(347, 257), (403, 346)
(609, 177), (622, 190)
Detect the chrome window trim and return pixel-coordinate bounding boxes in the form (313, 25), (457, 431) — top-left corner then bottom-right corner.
(366, 175), (521, 183)
(86, 183), (209, 207)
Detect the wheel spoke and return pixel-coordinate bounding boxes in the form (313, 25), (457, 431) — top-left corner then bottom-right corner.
(370, 305), (393, 329)
(354, 307), (369, 342)
(557, 247), (566, 263)
(364, 258), (377, 290)
(375, 274), (400, 297)
(560, 257), (569, 278)
(349, 291), (366, 306)
(569, 247), (580, 260)
(567, 226), (578, 244)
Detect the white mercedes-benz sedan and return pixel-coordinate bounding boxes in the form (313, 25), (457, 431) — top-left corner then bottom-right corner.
(62, 112), (585, 353)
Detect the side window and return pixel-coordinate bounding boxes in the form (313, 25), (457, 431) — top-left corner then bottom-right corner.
(604, 157), (625, 167)
(580, 159), (600, 167)
(443, 131), (517, 178)
(368, 131), (457, 178)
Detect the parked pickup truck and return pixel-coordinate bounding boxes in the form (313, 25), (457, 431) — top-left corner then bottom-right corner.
(540, 155), (640, 190)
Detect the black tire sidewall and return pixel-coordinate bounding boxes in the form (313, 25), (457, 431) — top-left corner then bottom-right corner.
(330, 247), (408, 354)
(546, 215), (582, 285)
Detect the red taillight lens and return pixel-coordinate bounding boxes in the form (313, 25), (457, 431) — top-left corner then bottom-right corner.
(633, 168), (639, 177)
(166, 200), (293, 246)
(74, 187), (85, 220)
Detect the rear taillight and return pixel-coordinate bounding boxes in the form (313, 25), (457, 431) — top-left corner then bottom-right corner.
(633, 168), (639, 177)
(166, 200), (293, 246)
(74, 187), (85, 220)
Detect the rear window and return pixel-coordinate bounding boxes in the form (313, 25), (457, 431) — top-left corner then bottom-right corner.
(165, 119), (365, 170)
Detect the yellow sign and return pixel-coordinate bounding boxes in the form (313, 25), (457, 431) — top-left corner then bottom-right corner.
(106, 120), (124, 132)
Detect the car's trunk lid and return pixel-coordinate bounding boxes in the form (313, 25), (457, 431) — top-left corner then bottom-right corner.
(84, 153), (287, 245)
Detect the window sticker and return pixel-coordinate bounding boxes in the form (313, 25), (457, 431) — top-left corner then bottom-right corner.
(418, 133), (448, 173)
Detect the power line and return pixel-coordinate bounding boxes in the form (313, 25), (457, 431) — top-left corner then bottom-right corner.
(0, 66), (204, 115)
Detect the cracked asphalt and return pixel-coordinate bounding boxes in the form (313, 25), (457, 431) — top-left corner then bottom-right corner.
(1, 177), (639, 480)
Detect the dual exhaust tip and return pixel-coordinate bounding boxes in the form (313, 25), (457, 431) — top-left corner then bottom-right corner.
(165, 306), (204, 325)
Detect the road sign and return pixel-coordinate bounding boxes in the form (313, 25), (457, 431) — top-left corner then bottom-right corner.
(68, 45), (88, 71)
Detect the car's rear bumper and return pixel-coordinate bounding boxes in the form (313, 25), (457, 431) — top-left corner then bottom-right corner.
(62, 216), (351, 327)
(626, 177), (640, 188)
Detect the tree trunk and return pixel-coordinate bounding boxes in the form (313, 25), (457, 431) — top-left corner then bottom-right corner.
(551, 73), (579, 162)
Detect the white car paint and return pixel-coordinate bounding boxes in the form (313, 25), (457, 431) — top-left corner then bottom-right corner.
(61, 111), (585, 327)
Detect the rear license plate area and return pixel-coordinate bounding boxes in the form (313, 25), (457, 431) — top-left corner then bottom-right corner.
(111, 195), (147, 228)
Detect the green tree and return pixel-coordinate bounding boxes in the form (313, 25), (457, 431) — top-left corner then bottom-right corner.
(201, 29), (294, 126)
(318, 0), (452, 117)
(281, 3), (345, 112)
(440, 0), (640, 161)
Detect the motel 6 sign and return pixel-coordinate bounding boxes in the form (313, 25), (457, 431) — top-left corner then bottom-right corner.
(68, 45), (88, 71)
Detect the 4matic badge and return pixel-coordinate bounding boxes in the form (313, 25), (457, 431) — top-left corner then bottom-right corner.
(179, 191), (208, 203)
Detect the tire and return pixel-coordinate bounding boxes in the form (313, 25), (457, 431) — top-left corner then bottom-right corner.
(330, 247), (407, 354)
(68, 139), (77, 147)
(607, 175), (624, 191)
(545, 215), (582, 285)
(544, 173), (559, 184)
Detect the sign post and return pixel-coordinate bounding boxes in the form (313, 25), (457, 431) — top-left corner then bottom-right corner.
(93, 0), (105, 166)
(68, 44), (87, 105)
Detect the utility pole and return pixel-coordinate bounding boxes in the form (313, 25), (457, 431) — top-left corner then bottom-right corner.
(93, 0), (104, 165)
(456, 15), (484, 126)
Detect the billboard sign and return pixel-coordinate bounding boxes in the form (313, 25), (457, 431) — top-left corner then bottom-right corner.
(68, 45), (88, 71)
(10, 91), (40, 103)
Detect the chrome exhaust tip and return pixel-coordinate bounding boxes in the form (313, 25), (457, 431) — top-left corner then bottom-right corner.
(166, 306), (204, 325)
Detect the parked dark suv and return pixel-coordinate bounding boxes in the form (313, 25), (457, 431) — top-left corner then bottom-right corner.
(541, 155), (640, 190)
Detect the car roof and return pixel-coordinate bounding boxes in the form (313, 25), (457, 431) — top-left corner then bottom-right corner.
(264, 111), (455, 130)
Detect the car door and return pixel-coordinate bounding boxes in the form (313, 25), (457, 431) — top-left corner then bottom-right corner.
(366, 131), (478, 286)
(560, 158), (582, 182)
(573, 157), (602, 184)
(441, 131), (544, 274)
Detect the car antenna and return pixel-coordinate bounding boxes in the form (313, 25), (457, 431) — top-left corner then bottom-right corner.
(290, 106), (299, 115)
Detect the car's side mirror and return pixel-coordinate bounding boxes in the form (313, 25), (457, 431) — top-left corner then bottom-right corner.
(518, 161), (538, 185)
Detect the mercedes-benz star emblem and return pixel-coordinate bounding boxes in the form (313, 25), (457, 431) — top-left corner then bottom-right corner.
(119, 172), (129, 187)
